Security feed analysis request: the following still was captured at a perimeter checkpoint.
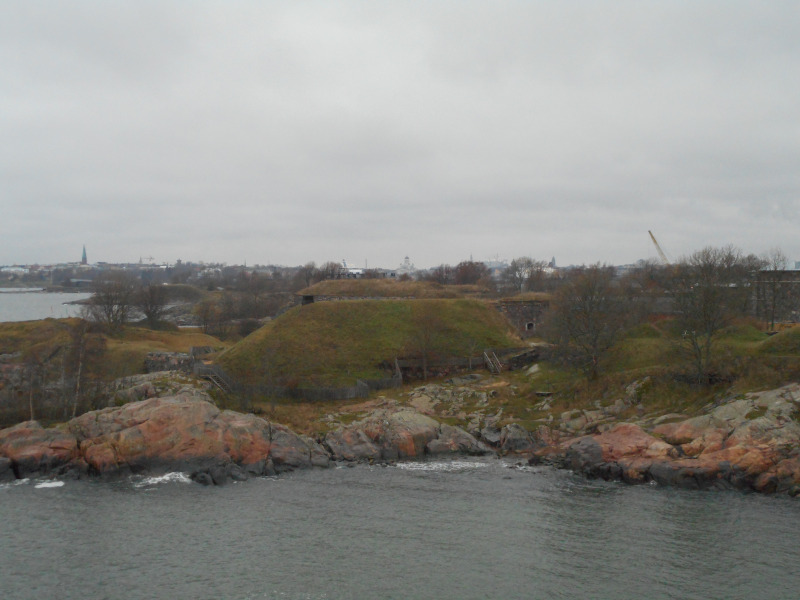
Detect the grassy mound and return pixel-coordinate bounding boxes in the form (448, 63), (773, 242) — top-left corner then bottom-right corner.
(218, 299), (521, 386)
(0, 319), (75, 358)
(298, 279), (484, 298)
(0, 318), (225, 380)
(98, 326), (226, 379)
(760, 327), (800, 355)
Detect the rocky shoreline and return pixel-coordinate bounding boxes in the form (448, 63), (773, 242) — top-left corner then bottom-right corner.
(2, 374), (800, 495)
(532, 384), (800, 495)
(0, 376), (492, 486)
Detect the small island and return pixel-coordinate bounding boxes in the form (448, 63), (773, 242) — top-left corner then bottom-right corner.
(2, 258), (800, 495)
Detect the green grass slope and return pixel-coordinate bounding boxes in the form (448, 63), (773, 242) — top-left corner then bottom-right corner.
(218, 299), (521, 387)
(760, 327), (800, 355)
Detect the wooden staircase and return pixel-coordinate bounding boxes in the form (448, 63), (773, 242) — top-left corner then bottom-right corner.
(194, 364), (236, 395)
(483, 351), (503, 374)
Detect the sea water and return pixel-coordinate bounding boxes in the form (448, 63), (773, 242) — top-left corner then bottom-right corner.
(1, 457), (798, 600)
(0, 290), (92, 322)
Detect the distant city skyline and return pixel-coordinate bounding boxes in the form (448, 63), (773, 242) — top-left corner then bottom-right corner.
(3, 3), (799, 268)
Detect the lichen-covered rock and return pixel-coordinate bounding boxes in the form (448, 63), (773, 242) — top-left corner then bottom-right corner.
(324, 407), (488, 462)
(535, 384), (800, 495)
(653, 415), (730, 446)
(0, 420), (80, 477)
(324, 428), (382, 462)
(498, 423), (539, 454)
(427, 424), (489, 455)
(0, 396), (329, 483)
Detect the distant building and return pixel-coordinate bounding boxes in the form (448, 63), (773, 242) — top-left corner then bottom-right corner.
(81, 245), (88, 265)
(1, 266), (29, 275)
(396, 256), (415, 277)
(341, 259), (364, 278)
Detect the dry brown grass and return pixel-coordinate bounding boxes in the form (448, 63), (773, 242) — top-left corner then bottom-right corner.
(251, 398), (367, 436)
(109, 326), (226, 353)
(95, 326), (228, 379)
(0, 318), (75, 357)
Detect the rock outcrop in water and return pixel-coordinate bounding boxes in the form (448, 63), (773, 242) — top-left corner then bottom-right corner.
(5, 371), (800, 494)
(532, 384), (800, 495)
(0, 379), (491, 485)
(0, 420), (79, 480)
(0, 392), (330, 485)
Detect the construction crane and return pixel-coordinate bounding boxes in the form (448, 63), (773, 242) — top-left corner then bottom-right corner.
(648, 230), (670, 265)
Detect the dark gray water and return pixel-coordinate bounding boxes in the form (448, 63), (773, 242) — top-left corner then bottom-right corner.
(0, 291), (91, 322)
(2, 457), (798, 600)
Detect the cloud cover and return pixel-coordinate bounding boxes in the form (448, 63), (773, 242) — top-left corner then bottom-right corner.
(2, 1), (799, 268)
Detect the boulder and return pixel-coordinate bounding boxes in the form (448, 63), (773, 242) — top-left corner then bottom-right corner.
(112, 382), (157, 405)
(0, 421), (79, 477)
(0, 395), (329, 483)
(480, 425), (502, 445)
(268, 423), (329, 471)
(498, 423), (539, 454)
(427, 424), (490, 456)
(324, 407), (488, 462)
(652, 415), (728, 445)
(324, 428), (382, 462)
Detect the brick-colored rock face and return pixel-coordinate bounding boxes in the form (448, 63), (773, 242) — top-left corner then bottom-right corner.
(538, 384), (800, 494)
(0, 422), (79, 475)
(0, 396), (328, 479)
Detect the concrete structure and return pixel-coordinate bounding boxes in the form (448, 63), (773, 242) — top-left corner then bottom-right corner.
(494, 299), (550, 338)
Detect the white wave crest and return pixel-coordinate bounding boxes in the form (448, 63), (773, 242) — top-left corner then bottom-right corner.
(133, 472), (192, 487)
(0, 478), (30, 489)
(396, 460), (489, 472)
(34, 481), (64, 489)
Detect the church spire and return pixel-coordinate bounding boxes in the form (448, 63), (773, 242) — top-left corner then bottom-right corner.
(81, 245), (87, 265)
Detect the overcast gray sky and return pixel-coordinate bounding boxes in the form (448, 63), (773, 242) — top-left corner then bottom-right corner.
(2, 1), (799, 269)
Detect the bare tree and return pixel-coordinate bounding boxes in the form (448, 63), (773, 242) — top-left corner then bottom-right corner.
(667, 246), (761, 383)
(87, 271), (138, 331)
(730, 251), (766, 315)
(454, 260), (490, 285)
(758, 247), (791, 330)
(294, 262), (318, 289)
(23, 352), (43, 421)
(194, 299), (221, 335)
(424, 264), (454, 285)
(503, 257), (549, 293)
(237, 271), (274, 319)
(193, 294), (236, 338)
(503, 257), (532, 292)
(52, 319), (107, 419)
(319, 261), (345, 280)
(65, 319), (89, 418)
(616, 258), (669, 322)
(545, 265), (630, 380)
(135, 283), (169, 328)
